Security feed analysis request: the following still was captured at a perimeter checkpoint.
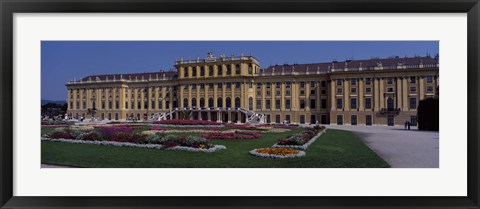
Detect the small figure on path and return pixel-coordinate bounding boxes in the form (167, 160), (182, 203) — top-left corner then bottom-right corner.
(407, 121), (411, 130)
(404, 121), (408, 130)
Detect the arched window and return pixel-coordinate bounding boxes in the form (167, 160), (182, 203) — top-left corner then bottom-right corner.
(235, 97), (241, 108)
(235, 64), (240, 75)
(209, 66), (214, 76)
(248, 64), (253, 74)
(183, 98), (188, 108)
(248, 97), (253, 110)
(191, 98), (197, 107)
(208, 97), (214, 107)
(192, 67), (197, 77)
(226, 65), (231, 75)
(217, 65), (223, 76)
(226, 97), (232, 108)
(217, 97), (223, 108)
(387, 97), (394, 110)
(200, 67), (205, 76)
(200, 98), (205, 107)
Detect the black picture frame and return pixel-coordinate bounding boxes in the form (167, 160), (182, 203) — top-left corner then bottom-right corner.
(1, 0), (479, 208)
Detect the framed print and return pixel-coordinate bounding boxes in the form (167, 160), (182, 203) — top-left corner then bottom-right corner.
(1, 0), (479, 208)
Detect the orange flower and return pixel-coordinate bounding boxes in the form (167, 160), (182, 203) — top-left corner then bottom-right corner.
(255, 147), (300, 156)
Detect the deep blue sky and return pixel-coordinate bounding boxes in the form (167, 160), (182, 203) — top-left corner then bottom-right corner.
(41, 41), (438, 100)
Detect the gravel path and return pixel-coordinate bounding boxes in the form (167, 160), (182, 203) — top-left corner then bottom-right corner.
(41, 164), (79, 168)
(325, 125), (439, 168)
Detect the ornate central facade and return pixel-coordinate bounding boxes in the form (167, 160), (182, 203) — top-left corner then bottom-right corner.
(66, 52), (439, 126)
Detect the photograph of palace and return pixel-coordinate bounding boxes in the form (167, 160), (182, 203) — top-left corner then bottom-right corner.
(41, 41), (439, 168)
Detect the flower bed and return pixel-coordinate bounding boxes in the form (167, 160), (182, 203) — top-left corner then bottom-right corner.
(153, 120), (221, 126)
(42, 128), (224, 152)
(41, 125), (70, 128)
(249, 147), (306, 159)
(273, 126), (326, 150)
(94, 125), (144, 134)
(200, 131), (262, 140)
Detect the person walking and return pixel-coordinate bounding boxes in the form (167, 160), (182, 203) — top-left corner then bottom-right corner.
(407, 121), (411, 130)
(404, 121), (408, 130)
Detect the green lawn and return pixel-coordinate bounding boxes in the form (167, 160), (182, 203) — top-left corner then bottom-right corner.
(41, 129), (389, 168)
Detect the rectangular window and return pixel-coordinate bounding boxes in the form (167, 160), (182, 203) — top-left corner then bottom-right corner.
(300, 99), (305, 109)
(209, 83), (214, 89)
(285, 99), (291, 109)
(256, 100), (262, 109)
(137, 101), (141, 109)
(286, 90), (291, 95)
(387, 77), (394, 84)
(410, 86), (417, 92)
(427, 76), (434, 83)
(115, 101), (119, 109)
(310, 99), (316, 109)
(365, 78), (371, 85)
(108, 101), (112, 109)
(158, 100), (163, 109)
(299, 90), (304, 95)
(336, 79), (342, 85)
(275, 99), (281, 109)
(321, 90), (326, 95)
(351, 115), (357, 125)
(275, 115), (281, 123)
(151, 100), (155, 109)
(351, 88), (357, 94)
(426, 86), (434, 92)
(276, 90), (280, 95)
(351, 98), (357, 109)
(285, 115), (290, 123)
(218, 83), (223, 89)
(235, 82), (241, 88)
(350, 78), (357, 86)
(321, 81), (326, 87)
(310, 90), (315, 95)
(200, 84), (205, 89)
(266, 82), (271, 88)
(337, 88), (342, 94)
(226, 83), (231, 88)
(410, 76), (417, 83)
(257, 91), (261, 95)
(311, 81), (316, 87)
(192, 84), (196, 89)
(337, 115), (343, 125)
(365, 87), (372, 93)
(257, 83), (262, 88)
(336, 98), (343, 109)
(300, 115), (305, 124)
(366, 115), (372, 126)
(299, 82), (305, 88)
(266, 100), (271, 109)
(266, 90), (271, 96)
(287, 82), (292, 88)
(266, 114), (271, 123)
(410, 98), (417, 109)
(321, 99), (327, 109)
(184, 84), (188, 89)
(276, 82), (281, 88)
(387, 87), (394, 93)
(365, 98), (372, 109)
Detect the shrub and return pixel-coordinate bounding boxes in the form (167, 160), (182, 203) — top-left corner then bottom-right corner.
(153, 120), (221, 126)
(76, 132), (103, 141)
(45, 130), (73, 139)
(200, 131), (261, 140)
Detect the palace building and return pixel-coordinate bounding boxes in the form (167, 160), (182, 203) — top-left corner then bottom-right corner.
(65, 52), (439, 126)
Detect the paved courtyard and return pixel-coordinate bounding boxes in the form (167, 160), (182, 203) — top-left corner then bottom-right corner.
(324, 125), (439, 168)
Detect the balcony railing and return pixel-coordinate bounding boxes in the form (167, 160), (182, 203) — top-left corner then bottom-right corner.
(380, 108), (401, 115)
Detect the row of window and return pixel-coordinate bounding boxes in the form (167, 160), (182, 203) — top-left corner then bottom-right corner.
(336, 76), (436, 86)
(182, 64), (256, 77)
(335, 85), (435, 94)
(335, 97), (417, 109)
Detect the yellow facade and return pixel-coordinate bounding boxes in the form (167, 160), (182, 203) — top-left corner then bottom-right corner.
(66, 53), (439, 126)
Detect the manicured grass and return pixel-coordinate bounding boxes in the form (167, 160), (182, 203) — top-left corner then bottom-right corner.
(41, 129), (389, 168)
